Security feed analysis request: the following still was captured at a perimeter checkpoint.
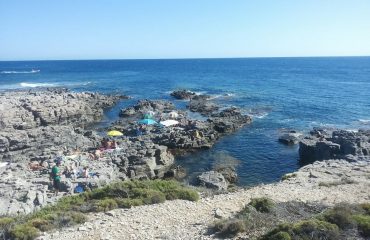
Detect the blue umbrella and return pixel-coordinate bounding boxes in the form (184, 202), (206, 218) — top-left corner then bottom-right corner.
(138, 119), (157, 125)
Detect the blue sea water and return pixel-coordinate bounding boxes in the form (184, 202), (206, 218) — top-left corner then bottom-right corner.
(1, 57), (370, 186)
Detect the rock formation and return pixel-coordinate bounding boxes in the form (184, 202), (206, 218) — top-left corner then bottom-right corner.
(299, 128), (370, 163)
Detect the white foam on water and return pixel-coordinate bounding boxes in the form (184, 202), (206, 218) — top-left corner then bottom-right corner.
(20, 82), (56, 88)
(0, 81), (92, 90)
(1, 69), (40, 74)
(359, 119), (370, 124)
(251, 112), (269, 119)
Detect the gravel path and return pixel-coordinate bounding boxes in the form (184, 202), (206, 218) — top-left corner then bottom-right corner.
(41, 160), (370, 240)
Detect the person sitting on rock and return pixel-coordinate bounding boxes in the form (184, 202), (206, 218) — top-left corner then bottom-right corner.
(82, 167), (89, 178)
(64, 163), (77, 179)
(90, 149), (102, 160)
(100, 138), (109, 150)
(111, 140), (118, 149)
(136, 126), (143, 136)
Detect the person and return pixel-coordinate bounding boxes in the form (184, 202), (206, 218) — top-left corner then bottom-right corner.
(111, 140), (118, 149)
(106, 140), (113, 149)
(82, 167), (89, 178)
(51, 159), (63, 196)
(90, 149), (102, 160)
(64, 163), (77, 179)
(136, 126), (143, 136)
(101, 138), (109, 149)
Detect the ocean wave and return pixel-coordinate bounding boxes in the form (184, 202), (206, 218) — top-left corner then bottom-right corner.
(208, 93), (236, 100)
(358, 119), (370, 124)
(250, 112), (269, 119)
(243, 106), (272, 119)
(20, 82), (56, 88)
(0, 81), (92, 90)
(1, 69), (40, 74)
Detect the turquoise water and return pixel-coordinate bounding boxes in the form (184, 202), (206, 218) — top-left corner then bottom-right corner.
(1, 57), (370, 185)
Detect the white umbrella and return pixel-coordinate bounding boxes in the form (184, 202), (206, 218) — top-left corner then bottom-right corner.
(169, 111), (179, 118)
(160, 119), (179, 127)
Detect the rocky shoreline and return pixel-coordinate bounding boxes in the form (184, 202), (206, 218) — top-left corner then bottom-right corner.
(1, 88), (369, 239)
(0, 89), (252, 215)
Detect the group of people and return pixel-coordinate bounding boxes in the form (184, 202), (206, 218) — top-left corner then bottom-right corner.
(100, 138), (119, 150)
(90, 138), (120, 160)
(50, 158), (90, 196)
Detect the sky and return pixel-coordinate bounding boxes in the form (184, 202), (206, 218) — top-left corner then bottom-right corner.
(1, 0), (370, 60)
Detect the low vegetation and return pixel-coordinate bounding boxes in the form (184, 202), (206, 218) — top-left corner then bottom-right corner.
(212, 197), (276, 237)
(261, 203), (370, 240)
(249, 197), (275, 213)
(318, 177), (356, 187)
(0, 179), (199, 240)
(212, 199), (370, 239)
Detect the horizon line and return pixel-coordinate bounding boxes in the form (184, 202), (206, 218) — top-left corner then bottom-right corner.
(1, 55), (370, 62)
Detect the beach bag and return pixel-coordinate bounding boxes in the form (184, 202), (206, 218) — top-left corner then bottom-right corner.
(74, 185), (84, 193)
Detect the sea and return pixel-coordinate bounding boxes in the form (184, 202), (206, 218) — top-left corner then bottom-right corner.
(1, 57), (370, 186)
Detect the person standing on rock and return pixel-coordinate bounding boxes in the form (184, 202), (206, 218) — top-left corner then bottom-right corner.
(51, 159), (63, 196)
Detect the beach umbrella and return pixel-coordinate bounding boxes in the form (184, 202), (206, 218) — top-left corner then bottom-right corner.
(143, 114), (152, 119)
(107, 130), (123, 137)
(138, 119), (157, 125)
(160, 119), (179, 127)
(169, 111), (179, 118)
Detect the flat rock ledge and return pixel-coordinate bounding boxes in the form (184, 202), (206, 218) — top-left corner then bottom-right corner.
(41, 158), (370, 240)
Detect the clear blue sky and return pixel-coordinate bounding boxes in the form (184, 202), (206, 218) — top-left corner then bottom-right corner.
(1, 0), (370, 60)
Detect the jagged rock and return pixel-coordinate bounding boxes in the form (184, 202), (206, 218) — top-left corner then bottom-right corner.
(216, 167), (238, 184)
(197, 171), (228, 190)
(278, 132), (303, 145)
(210, 108), (252, 133)
(299, 129), (370, 163)
(119, 100), (175, 118)
(188, 100), (219, 116)
(164, 165), (187, 180)
(170, 90), (196, 100)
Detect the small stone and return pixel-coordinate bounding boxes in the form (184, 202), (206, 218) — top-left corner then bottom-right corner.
(214, 208), (226, 219)
(78, 226), (87, 231)
(105, 211), (115, 217)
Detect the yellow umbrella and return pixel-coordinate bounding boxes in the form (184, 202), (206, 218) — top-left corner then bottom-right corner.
(107, 130), (123, 137)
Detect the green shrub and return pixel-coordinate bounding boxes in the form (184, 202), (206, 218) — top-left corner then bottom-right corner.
(85, 180), (199, 203)
(0, 217), (15, 239)
(322, 205), (356, 229)
(0, 217), (15, 227)
(262, 220), (339, 240)
(53, 212), (87, 228)
(0, 217), (15, 231)
(360, 203), (370, 215)
(115, 198), (143, 208)
(10, 224), (39, 240)
(268, 231), (291, 240)
(214, 219), (246, 236)
(94, 199), (118, 212)
(249, 198), (274, 213)
(165, 188), (199, 201)
(353, 214), (370, 237)
(292, 219), (340, 240)
(261, 224), (291, 240)
(29, 218), (53, 232)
